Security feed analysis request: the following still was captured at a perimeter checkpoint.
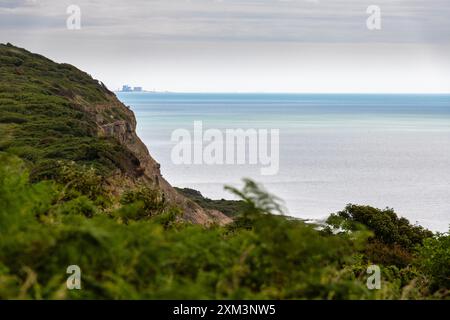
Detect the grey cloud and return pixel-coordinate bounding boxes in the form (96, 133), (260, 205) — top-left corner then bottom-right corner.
(0, 0), (450, 43)
(1, 0), (450, 43)
(0, 0), (37, 9)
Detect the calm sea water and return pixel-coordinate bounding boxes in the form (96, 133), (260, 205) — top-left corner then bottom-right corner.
(117, 93), (450, 232)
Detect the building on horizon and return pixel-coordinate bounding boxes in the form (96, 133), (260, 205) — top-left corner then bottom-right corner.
(121, 85), (132, 92)
(120, 85), (144, 92)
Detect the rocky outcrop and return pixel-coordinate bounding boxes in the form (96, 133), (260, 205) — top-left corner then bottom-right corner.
(96, 97), (232, 225)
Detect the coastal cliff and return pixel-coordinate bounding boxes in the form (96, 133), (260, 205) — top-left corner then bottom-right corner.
(0, 43), (230, 225)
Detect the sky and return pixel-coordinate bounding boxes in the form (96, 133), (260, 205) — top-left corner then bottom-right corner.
(1, 0), (450, 93)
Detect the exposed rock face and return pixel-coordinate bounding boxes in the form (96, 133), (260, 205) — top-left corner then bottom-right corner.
(95, 97), (232, 225)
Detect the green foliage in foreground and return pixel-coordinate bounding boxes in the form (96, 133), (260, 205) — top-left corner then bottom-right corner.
(0, 153), (448, 300)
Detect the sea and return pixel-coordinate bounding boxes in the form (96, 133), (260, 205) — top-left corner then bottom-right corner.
(116, 93), (450, 232)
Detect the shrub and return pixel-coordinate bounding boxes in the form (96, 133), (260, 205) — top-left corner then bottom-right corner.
(120, 185), (166, 220)
(417, 231), (450, 290)
(326, 204), (433, 250)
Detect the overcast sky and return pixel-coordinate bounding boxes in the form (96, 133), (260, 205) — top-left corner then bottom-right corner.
(1, 0), (450, 93)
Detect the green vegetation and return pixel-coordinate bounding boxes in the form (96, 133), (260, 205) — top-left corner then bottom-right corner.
(0, 43), (139, 180)
(0, 153), (448, 299)
(326, 205), (434, 268)
(418, 234), (450, 291)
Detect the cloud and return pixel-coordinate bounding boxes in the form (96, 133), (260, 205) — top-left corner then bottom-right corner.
(0, 0), (37, 9)
(1, 0), (450, 43)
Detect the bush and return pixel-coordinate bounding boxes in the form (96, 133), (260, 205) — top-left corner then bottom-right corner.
(417, 231), (450, 290)
(326, 204), (433, 250)
(120, 185), (166, 220)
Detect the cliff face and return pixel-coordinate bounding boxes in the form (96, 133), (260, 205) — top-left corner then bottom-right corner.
(95, 97), (231, 225)
(0, 43), (231, 225)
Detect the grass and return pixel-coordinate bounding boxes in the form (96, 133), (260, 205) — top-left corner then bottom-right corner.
(0, 43), (137, 179)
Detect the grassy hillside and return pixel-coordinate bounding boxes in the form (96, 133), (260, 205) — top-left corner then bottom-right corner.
(0, 43), (139, 180)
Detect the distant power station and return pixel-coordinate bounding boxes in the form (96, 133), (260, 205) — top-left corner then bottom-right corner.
(121, 85), (143, 92)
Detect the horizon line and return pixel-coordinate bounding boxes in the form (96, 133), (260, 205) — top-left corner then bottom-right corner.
(113, 91), (450, 95)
